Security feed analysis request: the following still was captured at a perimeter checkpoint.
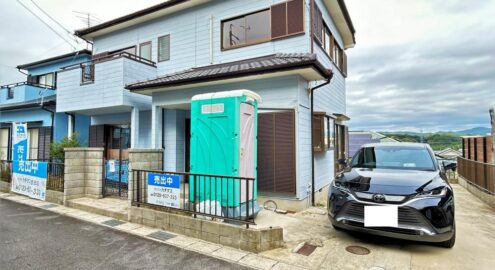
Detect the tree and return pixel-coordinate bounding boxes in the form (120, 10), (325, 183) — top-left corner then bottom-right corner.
(49, 133), (81, 162)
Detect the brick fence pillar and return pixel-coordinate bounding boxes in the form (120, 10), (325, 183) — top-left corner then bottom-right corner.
(128, 148), (163, 221)
(63, 148), (104, 205)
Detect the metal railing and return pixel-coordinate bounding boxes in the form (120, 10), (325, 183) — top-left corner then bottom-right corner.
(132, 169), (256, 226)
(0, 81), (56, 90)
(458, 157), (495, 195)
(46, 162), (65, 191)
(0, 160), (64, 191)
(61, 51), (156, 71)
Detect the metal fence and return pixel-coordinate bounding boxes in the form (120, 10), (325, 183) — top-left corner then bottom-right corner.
(46, 162), (65, 191)
(458, 157), (495, 195)
(132, 169), (256, 226)
(0, 160), (64, 191)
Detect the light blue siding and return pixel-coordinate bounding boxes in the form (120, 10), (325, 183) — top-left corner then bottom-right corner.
(0, 107), (53, 127)
(57, 57), (154, 113)
(93, 0), (311, 75)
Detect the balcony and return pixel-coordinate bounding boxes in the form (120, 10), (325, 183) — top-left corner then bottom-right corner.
(56, 52), (157, 114)
(0, 82), (55, 105)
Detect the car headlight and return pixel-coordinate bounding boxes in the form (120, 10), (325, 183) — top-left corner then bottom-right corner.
(416, 186), (448, 198)
(332, 180), (350, 193)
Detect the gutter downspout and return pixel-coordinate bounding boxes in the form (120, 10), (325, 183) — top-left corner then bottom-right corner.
(41, 105), (55, 160)
(310, 74), (333, 206)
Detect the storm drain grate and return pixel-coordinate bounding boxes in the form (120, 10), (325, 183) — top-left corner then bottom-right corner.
(40, 204), (58, 209)
(296, 243), (317, 256)
(345, 245), (370, 255)
(101, 219), (125, 227)
(147, 231), (177, 241)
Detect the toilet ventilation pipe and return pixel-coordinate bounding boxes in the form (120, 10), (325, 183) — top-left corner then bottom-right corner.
(310, 73), (333, 206)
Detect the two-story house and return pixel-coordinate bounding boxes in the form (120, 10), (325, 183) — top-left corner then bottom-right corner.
(0, 50), (91, 160)
(57, 0), (356, 211)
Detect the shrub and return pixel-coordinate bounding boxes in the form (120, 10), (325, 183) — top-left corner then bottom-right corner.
(50, 133), (81, 162)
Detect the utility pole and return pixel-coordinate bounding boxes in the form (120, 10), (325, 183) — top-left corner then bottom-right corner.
(490, 107), (495, 164)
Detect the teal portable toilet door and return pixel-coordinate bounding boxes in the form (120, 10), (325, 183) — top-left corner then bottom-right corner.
(239, 103), (255, 203)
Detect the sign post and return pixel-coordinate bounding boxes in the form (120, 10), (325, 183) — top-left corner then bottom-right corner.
(147, 173), (180, 208)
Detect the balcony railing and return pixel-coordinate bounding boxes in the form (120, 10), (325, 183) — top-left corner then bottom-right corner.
(458, 157), (495, 195)
(0, 81), (55, 90)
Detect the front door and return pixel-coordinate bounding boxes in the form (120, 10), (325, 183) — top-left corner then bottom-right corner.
(103, 126), (130, 198)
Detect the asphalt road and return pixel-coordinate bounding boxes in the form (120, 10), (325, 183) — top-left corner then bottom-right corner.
(0, 198), (252, 270)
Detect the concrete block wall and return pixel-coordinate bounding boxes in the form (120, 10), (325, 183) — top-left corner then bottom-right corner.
(46, 190), (64, 205)
(130, 206), (284, 253)
(64, 148), (104, 204)
(0, 181), (10, 192)
(128, 149), (164, 211)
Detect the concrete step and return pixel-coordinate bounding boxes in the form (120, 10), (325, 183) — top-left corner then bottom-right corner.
(66, 197), (128, 221)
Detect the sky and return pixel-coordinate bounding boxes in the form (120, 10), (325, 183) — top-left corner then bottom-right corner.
(1, 0), (494, 132)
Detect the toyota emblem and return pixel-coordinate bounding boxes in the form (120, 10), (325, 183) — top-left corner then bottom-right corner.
(372, 194), (386, 202)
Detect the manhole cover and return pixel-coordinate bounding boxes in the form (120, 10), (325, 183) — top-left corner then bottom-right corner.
(101, 219), (125, 227)
(345, 245), (370, 255)
(296, 243), (317, 256)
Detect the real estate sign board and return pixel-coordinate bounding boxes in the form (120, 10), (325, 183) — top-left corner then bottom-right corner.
(11, 160), (48, 201)
(147, 173), (180, 209)
(12, 122), (28, 161)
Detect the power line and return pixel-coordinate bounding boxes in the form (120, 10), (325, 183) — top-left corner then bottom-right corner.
(29, 0), (82, 45)
(16, 0), (77, 51)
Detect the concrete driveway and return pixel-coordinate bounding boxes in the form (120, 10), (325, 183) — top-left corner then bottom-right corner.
(256, 184), (495, 270)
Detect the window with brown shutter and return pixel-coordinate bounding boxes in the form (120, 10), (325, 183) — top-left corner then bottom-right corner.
(287, 0), (304, 35)
(37, 127), (52, 160)
(312, 112), (325, 152)
(222, 0), (304, 50)
(89, 125), (109, 148)
(271, 3), (287, 39)
(257, 110), (296, 194)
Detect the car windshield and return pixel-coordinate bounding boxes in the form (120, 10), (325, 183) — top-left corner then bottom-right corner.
(351, 146), (436, 171)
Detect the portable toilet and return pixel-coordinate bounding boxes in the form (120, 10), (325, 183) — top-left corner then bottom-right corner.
(189, 90), (261, 218)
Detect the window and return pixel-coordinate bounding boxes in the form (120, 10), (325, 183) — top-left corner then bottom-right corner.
(351, 146), (435, 171)
(222, 9), (270, 49)
(7, 87), (14, 99)
(313, 4), (348, 76)
(158, 35), (170, 62)
(0, 128), (9, 160)
(38, 73), (54, 87)
(222, 0), (304, 50)
(313, 113), (335, 152)
(81, 63), (94, 84)
(27, 73), (55, 88)
(27, 128), (39, 160)
(139, 42), (152, 61)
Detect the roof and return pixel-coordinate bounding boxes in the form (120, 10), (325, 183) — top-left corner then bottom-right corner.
(0, 95), (56, 112)
(75, 0), (205, 39)
(126, 53), (331, 91)
(17, 49), (92, 70)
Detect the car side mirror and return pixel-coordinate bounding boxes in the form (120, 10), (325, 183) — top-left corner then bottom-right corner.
(338, 158), (348, 166)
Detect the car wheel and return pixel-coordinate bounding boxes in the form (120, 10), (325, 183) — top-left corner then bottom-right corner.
(440, 225), (456, 248)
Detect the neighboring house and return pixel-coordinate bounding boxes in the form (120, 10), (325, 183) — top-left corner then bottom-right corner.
(349, 131), (398, 157)
(56, 0), (356, 210)
(0, 50), (92, 160)
(435, 148), (462, 160)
